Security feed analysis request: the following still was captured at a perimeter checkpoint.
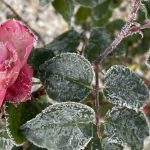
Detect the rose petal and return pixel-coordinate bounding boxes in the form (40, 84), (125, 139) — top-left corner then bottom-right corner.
(0, 88), (7, 107)
(0, 42), (8, 64)
(0, 19), (36, 66)
(0, 34), (28, 106)
(0, 41), (21, 87)
(5, 64), (33, 103)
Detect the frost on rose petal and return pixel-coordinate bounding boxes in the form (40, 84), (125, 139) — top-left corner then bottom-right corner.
(0, 19), (36, 106)
(0, 42), (8, 64)
(0, 19), (36, 65)
(0, 89), (7, 107)
(5, 64), (33, 103)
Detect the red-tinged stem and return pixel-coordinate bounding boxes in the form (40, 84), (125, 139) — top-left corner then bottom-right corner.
(94, 0), (142, 65)
(127, 0), (142, 23)
(94, 24), (142, 64)
(93, 63), (100, 137)
(93, 0), (145, 137)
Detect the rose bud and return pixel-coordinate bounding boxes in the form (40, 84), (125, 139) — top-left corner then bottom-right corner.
(0, 19), (36, 107)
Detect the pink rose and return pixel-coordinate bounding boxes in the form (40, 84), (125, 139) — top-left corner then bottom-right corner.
(0, 19), (36, 107)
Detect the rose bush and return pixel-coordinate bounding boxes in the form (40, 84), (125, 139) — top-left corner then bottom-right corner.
(0, 19), (35, 107)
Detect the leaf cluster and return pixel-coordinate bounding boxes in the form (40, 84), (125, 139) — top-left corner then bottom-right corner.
(1, 0), (150, 150)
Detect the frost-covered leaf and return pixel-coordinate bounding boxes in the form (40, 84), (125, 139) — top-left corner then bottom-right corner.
(12, 144), (47, 150)
(84, 127), (123, 150)
(45, 30), (81, 55)
(102, 141), (123, 150)
(85, 136), (123, 150)
(0, 130), (14, 150)
(52, 0), (74, 23)
(29, 30), (81, 75)
(84, 28), (125, 62)
(11, 145), (22, 150)
(5, 99), (48, 145)
(103, 107), (149, 150)
(0, 119), (6, 132)
(85, 28), (112, 62)
(104, 65), (149, 110)
(84, 137), (102, 150)
(21, 102), (95, 150)
(38, 53), (94, 102)
(27, 144), (47, 150)
(73, 0), (106, 8)
(28, 47), (54, 75)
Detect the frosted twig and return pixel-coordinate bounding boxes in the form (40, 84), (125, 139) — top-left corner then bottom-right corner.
(93, 0), (146, 136)
(93, 64), (100, 137)
(94, 0), (143, 64)
(127, 0), (142, 23)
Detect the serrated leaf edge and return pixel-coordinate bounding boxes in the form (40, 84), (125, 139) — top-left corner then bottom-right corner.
(104, 65), (149, 111)
(21, 102), (95, 150)
(5, 105), (25, 146)
(38, 52), (95, 102)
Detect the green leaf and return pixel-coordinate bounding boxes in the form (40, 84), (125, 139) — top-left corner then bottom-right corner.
(92, 0), (110, 20)
(92, 9), (112, 27)
(104, 65), (149, 111)
(109, 0), (122, 8)
(75, 7), (91, 25)
(0, 130), (14, 150)
(102, 142), (123, 150)
(85, 136), (123, 150)
(12, 144), (47, 150)
(38, 53), (94, 102)
(28, 48), (54, 76)
(0, 119), (6, 132)
(138, 1), (150, 23)
(144, 1), (150, 18)
(52, 0), (74, 23)
(103, 107), (149, 150)
(73, 0), (106, 8)
(85, 27), (112, 62)
(84, 28), (125, 62)
(44, 30), (81, 55)
(29, 30), (81, 76)
(106, 19), (125, 33)
(21, 102), (95, 150)
(84, 27), (125, 62)
(84, 123), (124, 150)
(91, 0), (121, 27)
(5, 99), (49, 145)
(27, 144), (47, 150)
(11, 145), (22, 150)
(85, 137), (102, 150)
